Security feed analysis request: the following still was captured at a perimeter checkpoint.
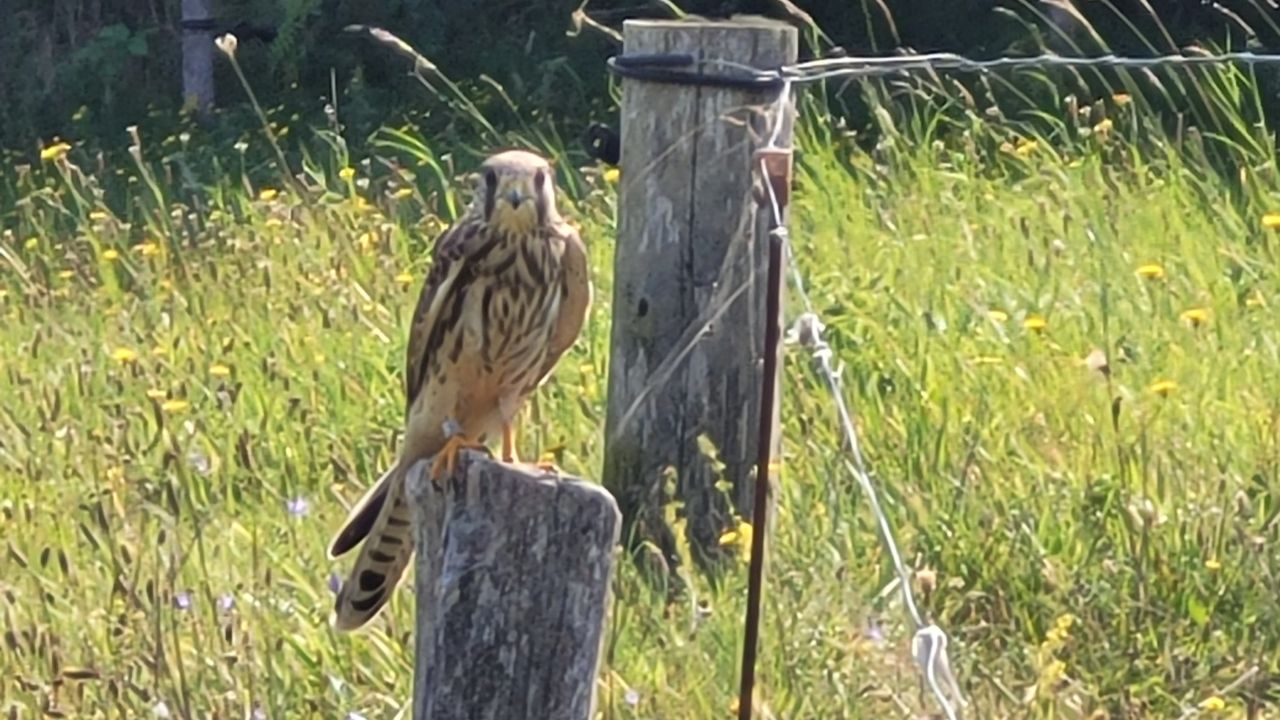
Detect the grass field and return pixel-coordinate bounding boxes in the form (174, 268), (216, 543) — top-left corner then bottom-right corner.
(4, 41), (1280, 719)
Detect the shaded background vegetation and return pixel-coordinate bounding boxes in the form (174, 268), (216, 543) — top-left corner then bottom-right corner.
(4, 0), (1280, 157)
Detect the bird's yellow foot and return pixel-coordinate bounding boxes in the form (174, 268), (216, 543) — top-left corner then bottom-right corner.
(501, 423), (520, 464)
(429, 434), (487, 486)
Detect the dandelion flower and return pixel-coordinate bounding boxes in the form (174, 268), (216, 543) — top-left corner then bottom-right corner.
(1204, 558), (1222, 571)
(987, 309), (1009, 323)
(1015, 139), (1038, 157)
(102, 249), (120, 261)
(258, 188), (279, 202)
(1023, 314), (1047, 332)
(1199, 696), (1226, 711)
(338, 166), (356, 182)
(395, 271), (414, 286)
(111, 347), (139, 364)
(1136, 263), (1165, 279)
(135, 242), (160, 257)
(160, 399), (190, 414)
(602, 167), (620, 184)
(146, 389), (167, 400)
(717, 520), (754, 563)
(1263, 213), (1280, 231)
(1149, 379), (1177, 397)
(24, 237), (38, 250)
(40, 142), (72, 162)
(57, 270), (74, 280)
(210, 364), (231, 378)
(1093, 118), (1114, 135)
(1180, 307), (1210, 327)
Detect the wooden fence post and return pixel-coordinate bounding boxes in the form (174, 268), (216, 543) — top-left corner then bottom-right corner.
(407, 452), (621, 719)
(602, 17), (797, 575)
(181, 0), (215, 115)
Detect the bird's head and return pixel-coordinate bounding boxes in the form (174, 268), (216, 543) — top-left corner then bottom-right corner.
(476, 150), (557, 234)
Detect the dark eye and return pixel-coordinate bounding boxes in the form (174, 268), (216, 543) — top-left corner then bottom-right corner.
(534, 169), (545, 188)
(484, 169), (498, 188)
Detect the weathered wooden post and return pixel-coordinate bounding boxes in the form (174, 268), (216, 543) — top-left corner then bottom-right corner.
(408, 452), (621, 719)
(181, 0), (215, 115)
(602, 17), (797, 574)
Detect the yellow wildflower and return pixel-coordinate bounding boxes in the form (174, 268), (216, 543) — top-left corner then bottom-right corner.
(102, 249), (120, 261)
(602, 167), (620, 184)
(1149, 379), (1177, 397)
(40, 142), (72, 162)
(1199, 696), (1226, 711)
(160, 399), (190, 414)
(1180, 307), (1210, 327)
(1112, 93), (1132, 106)
(1245, 290), (1266, 309)
(391, 187), (414, 200)
(1136, 263), (1165, 279)
(1204, 558), (1222, 571)
(987, 309), (1009, 323)
(111, 347), (139, 364)
(258, 188), (279, 202)
(718, 520), (754, 563)
(57, 270), (74, 280)
(210, 364), (231, 378)
(339, 166), (356, 182)
(135, 242), (160, 257)
(24, 237), (38, 250)
(1263, 212), (1280, 231)
(395, 272), (414, 286)
(1023, 314), (1047, 332)
(1015, 139), (1038, 157)
(1093, 118), (1114, 135)
(89, 210), (108, 222)
(264, 217), (284, 229)
(146, 389), (167, 400)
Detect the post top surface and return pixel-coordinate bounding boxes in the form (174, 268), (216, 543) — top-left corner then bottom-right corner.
(622, 15), (796, 32)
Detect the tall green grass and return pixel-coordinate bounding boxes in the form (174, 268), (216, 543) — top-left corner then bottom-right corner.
(4, 7), (1280, 718)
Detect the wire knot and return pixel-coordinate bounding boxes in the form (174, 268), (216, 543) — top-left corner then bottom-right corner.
(911, 624), (967, 718)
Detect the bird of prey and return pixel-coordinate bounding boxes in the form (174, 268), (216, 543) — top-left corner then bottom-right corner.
(327, 149), (591, 631)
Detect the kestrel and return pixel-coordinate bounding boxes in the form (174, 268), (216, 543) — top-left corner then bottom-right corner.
(328, 149), (591, 631)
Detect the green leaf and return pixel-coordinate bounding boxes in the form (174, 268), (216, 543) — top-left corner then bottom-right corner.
(1187, 594), (1210, 626)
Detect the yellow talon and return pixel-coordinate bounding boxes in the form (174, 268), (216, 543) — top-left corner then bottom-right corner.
(501, 423), (519, 464)
(430, 434), (487, 485)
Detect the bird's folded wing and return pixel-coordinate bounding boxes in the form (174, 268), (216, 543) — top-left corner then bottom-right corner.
(534, 223), (592, 387)
(404, 216), (490, 413)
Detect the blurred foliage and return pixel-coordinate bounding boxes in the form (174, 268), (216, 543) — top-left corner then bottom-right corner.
(5, 0), (1280, 160)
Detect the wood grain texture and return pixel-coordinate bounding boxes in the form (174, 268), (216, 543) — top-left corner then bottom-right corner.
(603, 17), (796, 575)
(181, 0), (215, 114)
(407, 452), (620, 720)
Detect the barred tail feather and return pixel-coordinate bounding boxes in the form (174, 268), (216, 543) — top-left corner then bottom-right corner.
(327, 464), (398, 559)
(332, 465), (417, 631)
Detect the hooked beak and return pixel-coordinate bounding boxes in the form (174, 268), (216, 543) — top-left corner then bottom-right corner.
(506, 188), (525, 208)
